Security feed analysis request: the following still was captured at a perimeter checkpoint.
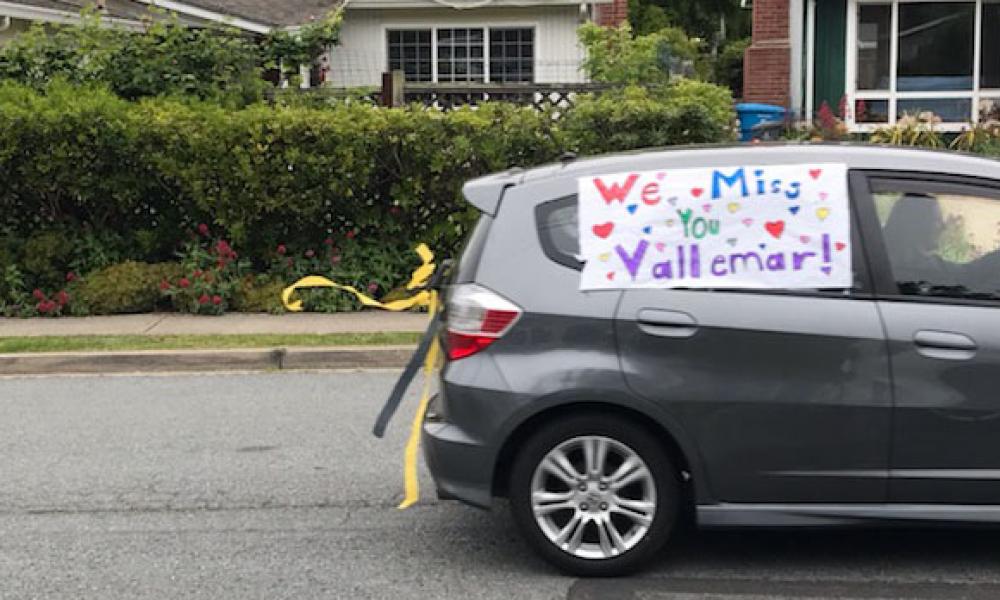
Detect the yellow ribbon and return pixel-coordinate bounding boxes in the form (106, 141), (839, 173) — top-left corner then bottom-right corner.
(281, 243), (439, 509)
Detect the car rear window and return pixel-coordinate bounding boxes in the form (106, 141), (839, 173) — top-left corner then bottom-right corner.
(536, 195), (582, 270)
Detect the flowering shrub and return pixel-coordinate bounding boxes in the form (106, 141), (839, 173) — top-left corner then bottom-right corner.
(160, 226), (247, 315)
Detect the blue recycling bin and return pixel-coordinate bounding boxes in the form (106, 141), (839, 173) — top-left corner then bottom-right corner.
(735, 103), (787, 142)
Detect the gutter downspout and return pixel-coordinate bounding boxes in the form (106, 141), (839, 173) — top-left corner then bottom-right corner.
(0, 15), (12, 31)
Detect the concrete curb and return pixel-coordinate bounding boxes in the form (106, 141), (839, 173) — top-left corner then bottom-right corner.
(0, 345), (417, 376)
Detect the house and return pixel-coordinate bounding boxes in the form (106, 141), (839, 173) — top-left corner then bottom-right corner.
(744, 0), (1000, 131)
(327, 0), (626, 87)
(0, 0), (628, 86)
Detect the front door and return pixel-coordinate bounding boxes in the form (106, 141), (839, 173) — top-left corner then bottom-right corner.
(858, 173), (1000, 504)
(615, 184), (892, 504)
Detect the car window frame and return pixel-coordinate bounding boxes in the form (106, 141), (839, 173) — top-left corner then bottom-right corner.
(854, 169), (1000, 307)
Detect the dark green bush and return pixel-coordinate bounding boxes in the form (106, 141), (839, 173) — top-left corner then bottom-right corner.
(0, 80), (735, 314)
(73, 261), (182, 314)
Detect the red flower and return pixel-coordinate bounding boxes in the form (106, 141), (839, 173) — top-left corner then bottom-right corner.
(193, 269), (203, 278)
(212, 295), (222, 306)
(37, 300), (56, 314)
(197, 223), (210, 237)
(178, 278), (190, 289)
(159, 279), (171, 291)
(65, 272), (77, 283)
(32, 289), (45, 301)
(55, 290), (69, 306)
(216, 240), (233, 257)
(305, 249), (315, 258)
(277, 244), (287, 255)
(345, 230), (356, 240)
(198, 294), (210, 305)
(324, 237), (334, 246)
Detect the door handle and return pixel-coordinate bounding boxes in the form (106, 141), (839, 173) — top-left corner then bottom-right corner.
(636, 309), (699, 338)
(913, 330), (977, 361)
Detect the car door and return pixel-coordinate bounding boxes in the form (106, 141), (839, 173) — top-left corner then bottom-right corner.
(615, 175), (893, 504)
(856, 172), (1000, 504)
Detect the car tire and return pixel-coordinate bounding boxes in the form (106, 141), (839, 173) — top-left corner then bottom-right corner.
(508, 412), (680, 576)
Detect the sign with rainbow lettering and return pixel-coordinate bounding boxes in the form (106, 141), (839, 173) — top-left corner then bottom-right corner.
(578, 163), (851, 290)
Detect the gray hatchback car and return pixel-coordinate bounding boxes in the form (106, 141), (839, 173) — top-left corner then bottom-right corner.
(422, 144), (1000, 576)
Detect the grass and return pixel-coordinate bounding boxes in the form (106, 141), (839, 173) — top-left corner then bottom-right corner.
(0, 332), (422, 354)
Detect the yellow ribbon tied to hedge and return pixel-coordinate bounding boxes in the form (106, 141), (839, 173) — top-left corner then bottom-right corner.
(281, 244), (440, 509)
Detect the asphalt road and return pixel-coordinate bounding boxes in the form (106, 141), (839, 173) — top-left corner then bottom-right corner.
(3, 371), (1000, 600)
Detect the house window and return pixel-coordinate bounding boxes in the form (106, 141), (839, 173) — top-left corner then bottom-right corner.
(489, 28), (535, 83)
(437, 28), (485, 83)
(385, 27), (535, 83)
(387, 29), (432, 82)
(848, 0), (1000, 128)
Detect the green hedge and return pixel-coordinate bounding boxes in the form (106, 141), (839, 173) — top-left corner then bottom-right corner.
(0, 81), (735, 315)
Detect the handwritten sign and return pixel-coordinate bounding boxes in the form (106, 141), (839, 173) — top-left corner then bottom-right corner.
(578, 163), (851, 290)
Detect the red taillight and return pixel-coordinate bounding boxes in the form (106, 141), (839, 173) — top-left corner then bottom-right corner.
(444, 285), (522, 361)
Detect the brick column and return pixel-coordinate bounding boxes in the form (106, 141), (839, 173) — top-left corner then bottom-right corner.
(596, 0), (629, 27)
(743, 0), (791, 106)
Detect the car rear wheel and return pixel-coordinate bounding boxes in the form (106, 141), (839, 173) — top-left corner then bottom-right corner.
(508, 413), (679, 576)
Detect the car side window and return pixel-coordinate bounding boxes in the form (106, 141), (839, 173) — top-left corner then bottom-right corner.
(870, 179), (1000, 301)
(536, 194), (582, 270)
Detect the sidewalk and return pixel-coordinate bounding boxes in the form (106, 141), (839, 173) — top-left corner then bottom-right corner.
(0, 312), (428, 376)
(0, 312), (429, 337)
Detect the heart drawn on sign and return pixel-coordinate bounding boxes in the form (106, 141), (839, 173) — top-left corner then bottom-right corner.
(821, 266), (832, 275)
(702, 203), (712, 213)
(606, 272), (615, 281)
(819, 191), (829, 201)
(691, 187), (704, 198)
(809, 169), (823, 180)
(592, 222), (615, 239)
(642, 226), (652, 235)
(816, 207), (831, 221)
(598, 252), (611, 262)
(657, 172), (666, 180)
(764, 220), (785, 239)
(799, 235), (811, 244)
(728, 202), (741, 213)
(627, 204), (638, 215)
(789, 206), (801, 215)
(655, 242), (666, 252)
(835, 242), (847, 252)
(742, 218), (754, 227)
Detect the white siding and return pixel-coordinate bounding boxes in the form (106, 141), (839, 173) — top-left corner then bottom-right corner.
(326, 5), (587, 87)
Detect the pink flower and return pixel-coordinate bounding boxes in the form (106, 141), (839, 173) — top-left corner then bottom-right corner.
(367, 282), (379, 295)
(178, 278), (191, 289)
(37, 300), (54, 314)
(159, 280), (171, 291)
(65, 272), (77, 283)
(330, 254), (342, 265)
(212, 295), (222, 306)
(55, 290), (69, 306)
(193, 269), (203, 278)
(324, 237), (334, 246)
(345, 230), (356, 240)
(197, 223), (210, 237)
(198, 294), (210, 305)
(277, 244), (287, 255)
(305, 249), (315, 258)
(32, 289), (45, 301)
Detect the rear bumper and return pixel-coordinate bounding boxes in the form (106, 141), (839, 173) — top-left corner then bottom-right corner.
(422, 420), (494, 509)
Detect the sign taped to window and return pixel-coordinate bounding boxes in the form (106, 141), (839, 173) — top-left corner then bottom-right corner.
(578, 163), (852, 290)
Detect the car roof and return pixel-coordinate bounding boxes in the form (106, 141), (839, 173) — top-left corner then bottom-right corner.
(462, 143), (1000, 215)
(525, 143), (1000, 182)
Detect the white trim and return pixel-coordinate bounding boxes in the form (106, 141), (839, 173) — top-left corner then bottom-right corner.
(0, 1), (145, 30)
(136, 0), (272, 33)
(789, 0), (805, 118)
(845, 0), (994, 129)
(382, 21), (539, 84)
(349, 0), (610, 7)
(805, 0), (817, 120)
